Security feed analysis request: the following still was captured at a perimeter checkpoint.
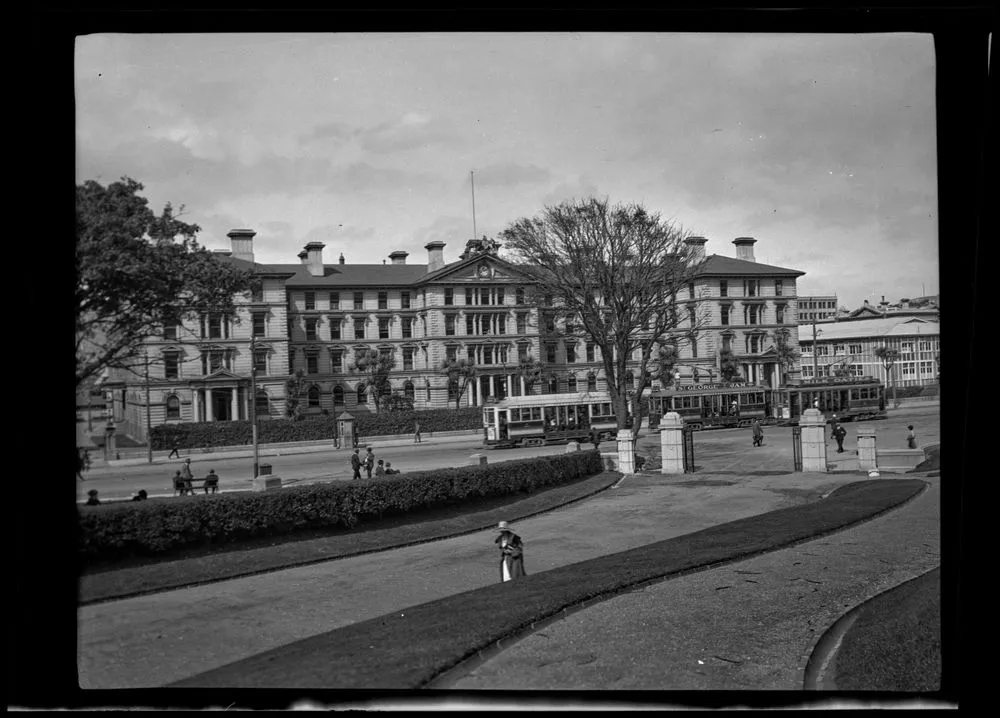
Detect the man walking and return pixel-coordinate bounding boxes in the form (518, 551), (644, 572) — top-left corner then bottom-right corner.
(350, 449), (362, 480)
(832, 422), (847, 453)
(906, 425), (917, 449)
(414, 420), (422, 444)
(364, 447), (375, 478)
(167, 436), (181, 459)
(180, 457), (195, 494)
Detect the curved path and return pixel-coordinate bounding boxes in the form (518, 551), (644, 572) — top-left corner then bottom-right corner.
(78, 470), (863, 689)
(439, 474), (940, 690)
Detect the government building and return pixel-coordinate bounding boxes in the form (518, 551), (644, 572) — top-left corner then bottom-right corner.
(102, 230), (808, 441)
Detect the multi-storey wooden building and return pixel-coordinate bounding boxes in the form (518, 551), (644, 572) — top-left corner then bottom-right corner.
(103, 230), (808, 440)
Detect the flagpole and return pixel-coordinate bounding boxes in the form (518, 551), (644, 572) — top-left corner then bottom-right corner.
(471, 170), (477, 238)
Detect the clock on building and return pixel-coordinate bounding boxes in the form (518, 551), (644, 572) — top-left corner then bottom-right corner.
(477, 263), (491, 278)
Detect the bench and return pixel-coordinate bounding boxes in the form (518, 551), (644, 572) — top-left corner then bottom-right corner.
(173, 476), (220, 496)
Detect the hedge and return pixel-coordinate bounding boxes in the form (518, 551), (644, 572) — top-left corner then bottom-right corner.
(77, 450), (604, 566)
(149, 407), (483, 450)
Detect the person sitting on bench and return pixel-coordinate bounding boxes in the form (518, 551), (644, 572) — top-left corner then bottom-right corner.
(204, 469), (219, 494)
(173, 470), (189, 496)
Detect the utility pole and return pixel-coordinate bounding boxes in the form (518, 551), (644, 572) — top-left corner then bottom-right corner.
(145, 349), (153, 464)
(470, 170), (477, 239)
(250, 335), (260, 479)
(811, 321), (820, 378)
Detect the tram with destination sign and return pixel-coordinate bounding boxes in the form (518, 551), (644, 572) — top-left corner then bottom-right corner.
(481, 392), (631, 448)
(647, 382), (772, 431)
(777, 376), (887, 424)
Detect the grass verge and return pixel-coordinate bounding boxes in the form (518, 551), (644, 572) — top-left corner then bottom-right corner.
(832, 567), (941, 691)
(172, 478), (926, 690)
(79, 471), (619, 605)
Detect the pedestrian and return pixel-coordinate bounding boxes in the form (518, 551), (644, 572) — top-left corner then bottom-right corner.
(906, 425), (917, 449)
(77, 447), (86, 481)
(590, 428), (601, 451)
(180, 457), (194, 494)
(375, 459), (385, 477)
(172, 470), (186, 495)
(85, 489), (101, 506)
(350, 449), (362, 480)
(414, 420), (422, 444)
(752, 419), (764, 447)
(364, 447), (375, 478)
(204, 469), (219, 494)
(833, 422), (847, 453)
(167, 436), (181, 459)
(494, 521), (526, 583)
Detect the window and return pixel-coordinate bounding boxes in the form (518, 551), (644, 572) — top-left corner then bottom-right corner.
(426, 380), (432, 402)
(516, 287), (525, 305)
(163, 322), (177, 341)
(586, 343), (595, 362)
(305, 318), (317, 341)
(920, 361), (934, 375)
(357, 383), (368, 404)
(625, 372), (635, 390)
(547, 375), (558, 394)
(691, 336), (698, 358)
(902, 364), (917, 377)
(402, 317), (413, 339)
(329, 291), (340, 309)
(331, 349), (343, 372)
(749, 335), (761, 353)
(251, 283), (264, 303)
(166, 395), (181, 420)
(745, 305), (761, 325)
(815, 345), (829, 356)
(720, 280), (728, 297)
(253, 349), (267, 374)
(379, 346), (393, 363)
(849, 343), (862, 354)
(546, 343), (557, 363)
(776, 305), (784, 324)
(354, 320), (366, 340)
(567, 375), (577, 392)
(331, 319), (341, 340)
(445, 315), (456, 336)
(544, 294), (553, 306)
(404, 381), (415, 402)
(378, 317), (390, 339)
(378, 291), (388, 310)
(465, 288), (474, 306)
(688, 306), (697, 327)
(354, 292), (364, 310)
(403, 347), (414, 371)
(255, 390), (270, 417)
(448, 379), (459, 402)
(164, 351), (180, 380)
(307, 353), (318, 374)
(802, 344), (813, 354)
(587, 373), (597, 391)
(517, 344), (528, 362)
(307, 385), (320, 406)
(208, 313), (223, 339)
(688, 281), (696, 299)
(919, 341), (933, 352)
(721, 305), (730, 326)
(833, 344), (845, 355)
(253, 312), (266, 337)
(305, 292), (315, 311)
(401, 291), (411, 309)
(900, 342), (915, 355)
(545, 315), (556, 334)
(774, 280), (783, 296)
(516, 313), (527, 334)
(446, 346), (457, 362)
(444, 288), (454, 306)
(565, 343), (576, 363)
(802, 365), (814, 378)
(206, 349), (225, 374)
(466, 315), (475, 336)
(467, 346), (476, 363)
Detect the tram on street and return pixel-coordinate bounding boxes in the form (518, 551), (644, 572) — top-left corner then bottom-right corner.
(482, 392), (629, 448)
(776, 376), (887, 424)
(647, 382), (772, 430)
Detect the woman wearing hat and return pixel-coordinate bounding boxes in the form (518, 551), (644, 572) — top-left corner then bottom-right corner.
(494, 521), (526, 583)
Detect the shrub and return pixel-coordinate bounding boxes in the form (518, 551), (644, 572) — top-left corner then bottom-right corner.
(78, 450), (604, 565)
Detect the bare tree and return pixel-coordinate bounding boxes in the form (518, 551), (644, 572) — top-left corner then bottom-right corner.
(348, 349), (396, 414)
(500, 197), (706, 431)
(515, 355), (544, 395)
(441, 357), (477, 409)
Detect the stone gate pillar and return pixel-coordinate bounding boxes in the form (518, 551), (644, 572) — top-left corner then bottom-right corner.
(857, 425), (878, 472)
(659, 412), (685, 474)
(800, 408), (829, 473)
(617, 428), (635, 474)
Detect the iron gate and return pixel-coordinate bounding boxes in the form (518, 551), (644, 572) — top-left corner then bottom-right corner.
(682, 424), (695, 473)
(792, 426), (802, 472)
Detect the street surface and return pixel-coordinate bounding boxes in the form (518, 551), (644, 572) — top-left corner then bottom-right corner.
(77, 405), (939, 689)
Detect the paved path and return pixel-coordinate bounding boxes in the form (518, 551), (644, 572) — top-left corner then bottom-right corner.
(443, 474), (940, 690)
(77, 470), (863, 689)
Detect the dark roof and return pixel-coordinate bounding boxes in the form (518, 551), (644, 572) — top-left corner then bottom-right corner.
(694, 254), (805, 278)
(282, 264), (430, 287)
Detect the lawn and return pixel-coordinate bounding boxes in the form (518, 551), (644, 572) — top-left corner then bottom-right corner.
(832, 567), (941, 691)
(172, 478), (927, 690)
(79, 471), (620, 605)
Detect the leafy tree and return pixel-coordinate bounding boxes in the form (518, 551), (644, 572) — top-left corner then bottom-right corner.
(500, 197), (703, 430)
(653, 344), (680, 387)
(442, 358), (477, 409)
(831, 356), (854, 378)
(515, 355), (544, 395)
(718, 347), (744, 383)
(384, 393), (415, 413)
(874, 346), (900, 408)
(285, 368), (309, 420)
(770, 327), (800, 387)
(348, 349), (396, 414)
(76, 177), (257, 389)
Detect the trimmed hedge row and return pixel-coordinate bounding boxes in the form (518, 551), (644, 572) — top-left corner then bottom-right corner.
(149, 407), (483, 450)
(77, 450), (604, 565)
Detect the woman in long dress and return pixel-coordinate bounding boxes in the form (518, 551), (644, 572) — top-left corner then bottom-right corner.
(494, 521), (526, 582)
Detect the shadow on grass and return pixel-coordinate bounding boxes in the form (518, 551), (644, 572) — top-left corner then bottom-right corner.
(78, 472), (620, 605)
(173, 478), (926, 690)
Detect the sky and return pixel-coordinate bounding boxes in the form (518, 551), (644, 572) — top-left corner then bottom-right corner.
(75, 32), (939, 309)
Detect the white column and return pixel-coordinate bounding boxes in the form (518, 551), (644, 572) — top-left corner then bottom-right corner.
(489, 375), (496, 399)
(617, 428), (636, 474)
(521, 376), (527, 395)
(205, 388), (214, 422)
(800, 408), (828, 472)
(230, 387), (238, 422)
(659, 412), (685, 474)
(192, 389), (200, 423)
(857, 425), (878, 472)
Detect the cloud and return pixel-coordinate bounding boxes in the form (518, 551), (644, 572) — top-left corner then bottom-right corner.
(539, 176), (602, 207)
(472, 163), (551, 187)
(358, 112), (456, 154)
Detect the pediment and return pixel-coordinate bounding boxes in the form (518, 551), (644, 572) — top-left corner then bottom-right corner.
(204, 369), (241, 380)
(423, 255), (537, 284)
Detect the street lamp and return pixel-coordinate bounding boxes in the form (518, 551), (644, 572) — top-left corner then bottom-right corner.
(811, 321), (822, 379)
(250, 335), (260, 479)
(145, 349), (153, 464)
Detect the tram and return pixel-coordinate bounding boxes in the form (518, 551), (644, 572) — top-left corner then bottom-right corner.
(482, 392), (629, 448)
(647, 382), (772, 431)
(777, 376), (887, 424)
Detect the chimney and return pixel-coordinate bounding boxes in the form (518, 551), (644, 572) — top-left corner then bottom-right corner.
(901, 297), (910, 309)
(425, 241), (446, 273)
(389, 251), (409, 265)
(304, 242), (325, 277)
(227, 228), (256, 263)
(733, 237), (757, 262)
(683, 236), (708, 264)
(298, 250), (309, 265)
(339, 253), (345, 265)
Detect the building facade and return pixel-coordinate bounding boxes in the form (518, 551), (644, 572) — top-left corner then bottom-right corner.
(796, 295), (839, 323)
(104, 231), (808, 440)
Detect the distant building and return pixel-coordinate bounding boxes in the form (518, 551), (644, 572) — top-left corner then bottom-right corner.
(796, 295), (839, 323)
